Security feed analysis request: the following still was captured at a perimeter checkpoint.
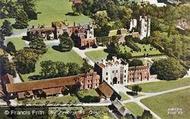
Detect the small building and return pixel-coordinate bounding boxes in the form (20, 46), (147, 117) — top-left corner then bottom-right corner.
(128, 66), (150, 83)
(95, 57), (128, 85)
(96, 82), (121, 101)
(5, 72), (100, 100)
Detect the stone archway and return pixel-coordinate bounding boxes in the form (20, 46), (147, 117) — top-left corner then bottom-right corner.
(113, 77), (118, 84)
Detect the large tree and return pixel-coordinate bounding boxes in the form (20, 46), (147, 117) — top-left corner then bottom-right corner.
(150, 58), (187, 80)
(0, 31), (5, 48)
(1, 20), (13, 36)
(129, 59), (143, 67)
(56, 61), (68, 77)
(14, 48), (39, 74)
(17, 0), (37, 20)
(13, 9), (29, 29)
(6, 41), (16, 54)
(29, 38), (47, 54)
(0, 55), (16, 77)
(67, 63), (81, 75)
(80, 59), (93, 73)
(40, 60), (57, 78)
(57, 32), (73, 52)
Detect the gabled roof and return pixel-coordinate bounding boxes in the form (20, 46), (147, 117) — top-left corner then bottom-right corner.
(97, 82), (114, 98)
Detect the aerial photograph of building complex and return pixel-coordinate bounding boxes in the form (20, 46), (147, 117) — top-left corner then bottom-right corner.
(0, 0), (190, 119)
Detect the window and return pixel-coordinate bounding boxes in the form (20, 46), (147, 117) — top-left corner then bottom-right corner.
(116, 70), (118, 73)
(106, 77), (108, 80)
(106, 72), (108, 75)
(125, 70), (126, 73)
(112, 71), (114, 73)
(124, 80), (126, 82)
(124, 75), (126, 78)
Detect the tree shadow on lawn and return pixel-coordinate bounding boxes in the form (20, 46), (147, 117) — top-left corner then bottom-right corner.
(65, 12), (79, 16)
(52, 46), (71, 52)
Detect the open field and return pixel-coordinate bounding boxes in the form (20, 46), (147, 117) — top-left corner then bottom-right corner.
(78, 89), (99, 97)
(124, 102), (144, 117)
(5, 37), (26, 50)
(141, 88), (190, 119)
(128, 78), (190, 93)
(85, 50), (108, 62)
(21, 47), (83, 81)
(0, 0), (90, 31)
(29, 0), (91, 26)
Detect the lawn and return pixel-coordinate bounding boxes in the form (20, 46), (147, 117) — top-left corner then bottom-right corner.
(85, 50), (108, 62)
(141, 88), (190, 119)
(124, 102), (144, 117)
(119, 92), (130, 101)
(78, 89), (99, 97)
(21, 47), (83, 81)
(128, 77), (190, 93)
(5, 37), (26, 50)
(29, 0), (91, 26)
(19, 95), (79, 105)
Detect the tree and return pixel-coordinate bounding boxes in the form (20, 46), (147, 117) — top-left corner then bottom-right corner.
(56, 62), (68, 77)
(0, 31), (5, 48)
(14, 48), (39, 74)
(67, 63), (80, 75)
(81, 59), (93, 73)
(17, 0), (37, 20)
(29, 38), (47, 54)
(129, 59), (143, 67)
(13, 9), (29, 29)
(57, 32), (73, 52)
(0, 55), (16, 77)
(138, 110), (153, 119)
(6, 42), (16, 54)
(40, 60), (57, 78)
(1, 20), (13, 36)
(150, 58), (187, 80)
(131, 85), (142, 95)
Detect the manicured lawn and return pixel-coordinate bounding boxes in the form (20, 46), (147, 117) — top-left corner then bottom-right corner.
(5, 37), (26, 50)
(119, 92), (130, 101)
(85, 50), (108, 62)
(78, 89), (99, 97)
(124, 102), (144, 117)
(29, 0), (91, 26)
(19, 95), (79, 104)
(128, 78), (190, 93)
(141, 88), (190, 119)
(21, 47), (83, 81)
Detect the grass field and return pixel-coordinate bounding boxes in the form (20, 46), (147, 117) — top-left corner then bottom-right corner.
(119, 92), (130, 101)
(128, 78), (190, 93)
(0, 0), (90, 29)
(5, 37), (26, 50)
(21, 47), (83, 81)
(78, 89), (99, 97)
(29, 0), (91, 26)
(124, 102), (144, 117)
(141, 88), (190, 119)
(85, 50), (108, 62)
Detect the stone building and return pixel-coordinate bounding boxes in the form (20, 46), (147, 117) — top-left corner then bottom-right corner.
(5, 72), (100, 100)
(95, 57), (129, 85)
(128, 16), (151, 40)
(128, 66), (150, 83)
